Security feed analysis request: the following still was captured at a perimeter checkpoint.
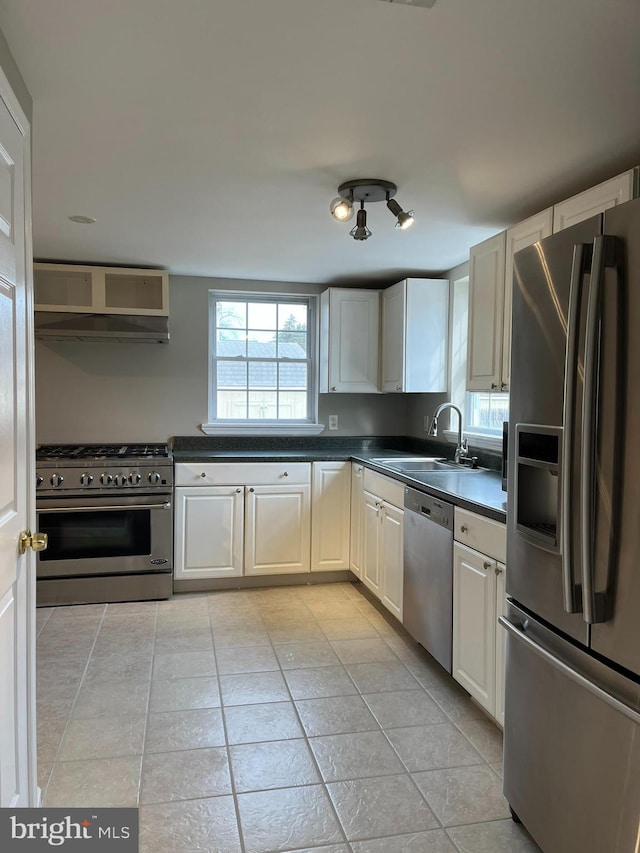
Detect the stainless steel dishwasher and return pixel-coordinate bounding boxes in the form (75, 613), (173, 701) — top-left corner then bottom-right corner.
(403, 487), (454, 673)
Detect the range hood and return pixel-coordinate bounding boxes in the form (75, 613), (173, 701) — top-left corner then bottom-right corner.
(34, 312), (170, 343)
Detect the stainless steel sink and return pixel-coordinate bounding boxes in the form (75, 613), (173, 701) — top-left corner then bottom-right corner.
(369, 457), (480, 473)
(370, 457), (457, 472)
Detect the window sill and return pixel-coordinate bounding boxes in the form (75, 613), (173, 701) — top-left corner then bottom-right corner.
(443, 429), (503, 452)
(201, 422), (326, 437)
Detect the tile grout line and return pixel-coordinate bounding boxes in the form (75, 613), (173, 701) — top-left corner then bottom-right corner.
(263, 584), (354, 851)
(137, 599), (159, 810)
(210, 598), (248, 853)
(40, 604), (110, 804)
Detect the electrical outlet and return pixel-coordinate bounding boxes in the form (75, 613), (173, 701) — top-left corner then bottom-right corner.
(328, 415), (339, 431)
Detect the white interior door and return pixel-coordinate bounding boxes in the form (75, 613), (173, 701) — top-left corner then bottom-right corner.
(0, 74), (36, 807)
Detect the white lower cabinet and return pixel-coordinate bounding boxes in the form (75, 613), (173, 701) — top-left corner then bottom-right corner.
(361, 481), (404, 622)
(380, 501), (403, 621)
(453, 543), (497, 715)
(174, 486), (244, 580)
(349, 463), (364, 578)
(311, 461), (351, 572)
(174, 463), (311, 580)
(452, 507), (507, 725)
(494, 561), (507, 727)
(245, 485), (311, 575)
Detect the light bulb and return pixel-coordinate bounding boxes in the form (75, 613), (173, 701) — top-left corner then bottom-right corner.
(330, 196), (354, 222)
(395, 210), (415, 230)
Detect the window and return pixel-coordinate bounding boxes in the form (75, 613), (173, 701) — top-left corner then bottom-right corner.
(205, 292), (319, 433)
(450, 271), (508, 446)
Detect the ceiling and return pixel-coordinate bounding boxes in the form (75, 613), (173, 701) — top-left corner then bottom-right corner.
(0, 0), (639, 285)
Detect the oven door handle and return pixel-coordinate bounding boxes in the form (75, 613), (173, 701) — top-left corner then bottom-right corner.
(39, 501), (172, 513)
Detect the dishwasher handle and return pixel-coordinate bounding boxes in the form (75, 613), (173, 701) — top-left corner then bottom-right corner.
(404, 487), (453, 530)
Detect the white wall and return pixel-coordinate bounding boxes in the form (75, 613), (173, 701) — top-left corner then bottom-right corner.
(35, 275), (408, 443)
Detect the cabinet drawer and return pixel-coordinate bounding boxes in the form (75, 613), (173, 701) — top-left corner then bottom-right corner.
(454, 508), (506, 562)
(363, 468), (404, 508)
(175, 462), (311, 487)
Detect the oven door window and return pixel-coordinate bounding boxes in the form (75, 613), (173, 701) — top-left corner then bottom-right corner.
(39, 509), (152, 561)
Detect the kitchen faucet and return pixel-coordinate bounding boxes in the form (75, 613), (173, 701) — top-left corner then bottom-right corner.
(429, 403), (469, 464)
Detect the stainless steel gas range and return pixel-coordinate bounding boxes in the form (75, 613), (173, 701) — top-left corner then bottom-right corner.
(35, 443), (173, 606)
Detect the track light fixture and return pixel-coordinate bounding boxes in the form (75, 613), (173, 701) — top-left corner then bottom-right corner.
(329, 179), (415, 240)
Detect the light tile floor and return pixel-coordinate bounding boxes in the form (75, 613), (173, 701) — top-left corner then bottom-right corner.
(36, 582), (540, 853)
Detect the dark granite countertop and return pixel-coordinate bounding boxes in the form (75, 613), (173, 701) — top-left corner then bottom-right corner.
(171, 436), (506, 523)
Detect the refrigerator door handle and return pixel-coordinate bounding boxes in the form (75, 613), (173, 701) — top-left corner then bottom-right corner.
(561, 243), (588, 613)
(581, 235), (618, 624)
(499, 616), (640, 726)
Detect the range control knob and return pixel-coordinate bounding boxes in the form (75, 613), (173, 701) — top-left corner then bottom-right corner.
(129, 472), (142, 486)
(36, 474), (44, 488)
(50, 473), (64, 488)
(80, 472), (94, 486)
(114, 474), (128, 487)
(148, 471), (162, 485)
(101, 472), (113, 486)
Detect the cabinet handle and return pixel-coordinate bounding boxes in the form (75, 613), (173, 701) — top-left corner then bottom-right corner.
(491, 383), (498, 389)
(249, 487), (255, 493)
(460, 525), (468, 533)
(483, 561), (492, 570)
(200, 472), (206, 478)
(495, 566), (503, 575)
(501, 382), (508, 391)
(396, 385), (402, 391)
(283, 471), (288, 477)
(331, 386), (337, 391)
(236, 488), (242, 493)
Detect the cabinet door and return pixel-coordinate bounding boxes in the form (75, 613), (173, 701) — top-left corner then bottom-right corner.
(381, 281), (405, 392)
(502, 209), (553, 390)
(311, 462), (351, 572)
(467, 232), (507, 391)
(174, 486), (244, 580)
(362, 490), (381, 596)
(553, 169), (637, 233)
(494, 561), (507, 727)
(326, 289), (380, 393)
(452, 543), (496, 715)
(381, 502), (404, 622)
(34, 264), (97, 313)
(350, 463), (364, 577)
(245, 484), (311, 575)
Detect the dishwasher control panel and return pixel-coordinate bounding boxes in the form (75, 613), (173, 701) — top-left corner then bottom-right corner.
(404, 487), (453, 529)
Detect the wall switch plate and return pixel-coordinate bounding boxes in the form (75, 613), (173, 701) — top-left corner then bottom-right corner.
(328, 415), (339, 431)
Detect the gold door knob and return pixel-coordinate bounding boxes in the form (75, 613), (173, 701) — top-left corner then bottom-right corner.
(19, 530), (48, 555)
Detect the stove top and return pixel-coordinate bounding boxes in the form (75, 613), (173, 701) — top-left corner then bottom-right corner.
(37, 443), (170, 461)
(36, 443), (173, 493)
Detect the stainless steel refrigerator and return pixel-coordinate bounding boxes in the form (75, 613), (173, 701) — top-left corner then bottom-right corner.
(503, 196), (640, 853)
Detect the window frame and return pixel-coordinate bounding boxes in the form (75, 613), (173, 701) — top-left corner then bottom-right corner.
(202, 290), (323, 435)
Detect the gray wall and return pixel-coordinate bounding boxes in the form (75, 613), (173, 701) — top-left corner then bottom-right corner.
(35, 275), (408, 443)
(0, 26), (31, 123)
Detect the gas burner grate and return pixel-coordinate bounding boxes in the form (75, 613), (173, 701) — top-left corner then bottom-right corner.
(37, 443), (171, 460)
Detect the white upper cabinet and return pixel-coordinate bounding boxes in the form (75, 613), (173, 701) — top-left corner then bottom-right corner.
(467, 210), (553, 392)
(320, 288), (380, 393)
(553, 168), (638, 233)
(381, 278), (449, 393)
(502, 208), (553, 389)
(467, 232), (506, 391)
(34, 262), (169, 316)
